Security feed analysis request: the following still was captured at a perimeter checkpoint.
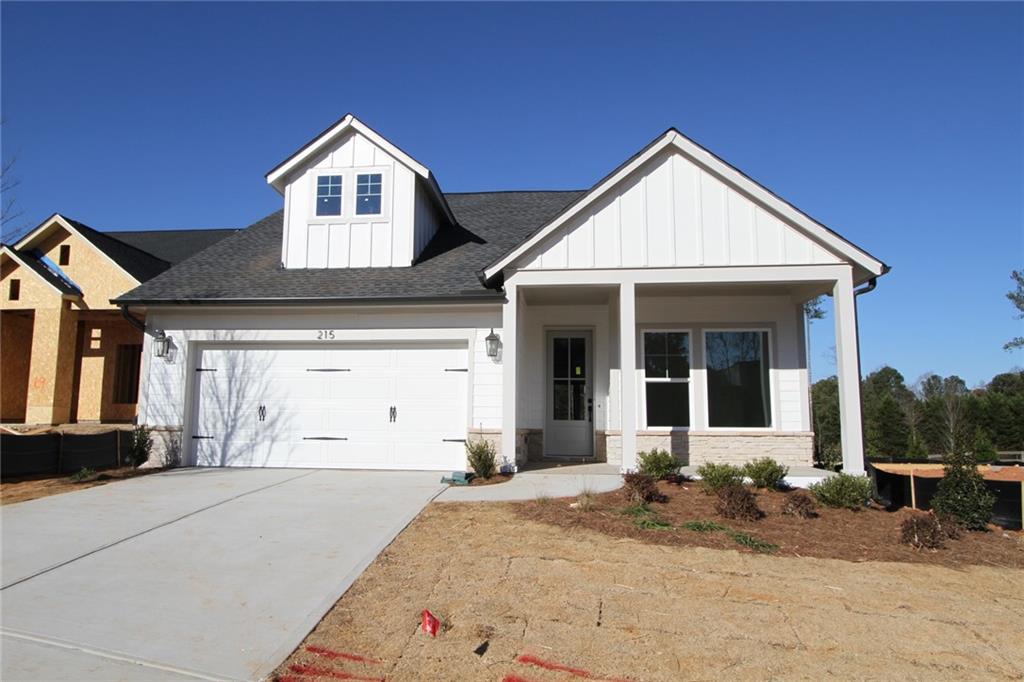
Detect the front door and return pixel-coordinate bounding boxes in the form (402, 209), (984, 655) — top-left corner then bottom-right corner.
(545, 331), (593, 457)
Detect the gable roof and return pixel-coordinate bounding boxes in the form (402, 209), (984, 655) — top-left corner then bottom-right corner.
(114, 191), (585, 305)
(264, 114), (457, 226)
(1, 245), (82, 297)
(480, 129), (889, 285)
(109, 228), (238, 265)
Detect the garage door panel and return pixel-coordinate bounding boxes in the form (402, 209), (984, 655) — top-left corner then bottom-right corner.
(193, 344), (468, 471)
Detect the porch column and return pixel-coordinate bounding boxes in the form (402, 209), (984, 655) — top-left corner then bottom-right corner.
(833, 267), (866, 475)
(501, 283), (518, 469)
(619, 281), (637, 471)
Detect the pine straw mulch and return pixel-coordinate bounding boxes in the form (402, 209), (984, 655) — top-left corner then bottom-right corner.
(513, 481), (1024, 570)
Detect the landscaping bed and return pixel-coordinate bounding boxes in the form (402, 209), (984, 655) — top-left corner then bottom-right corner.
(274, 501), (1023, 681)
(0, 467), (161, 505)
(515, 482), (1023, 569)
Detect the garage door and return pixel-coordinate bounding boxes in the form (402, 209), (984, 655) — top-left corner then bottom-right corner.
(190, 343), (468, 470)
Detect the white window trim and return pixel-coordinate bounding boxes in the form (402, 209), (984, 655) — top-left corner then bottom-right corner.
(639, 327), (694, 431)
(305, 166), (392, 224)
(701, 327), (777, 432)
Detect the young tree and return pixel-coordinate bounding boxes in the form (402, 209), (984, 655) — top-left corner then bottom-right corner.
(811, 376), (841, 464)
(1005, 270), (1023, 351)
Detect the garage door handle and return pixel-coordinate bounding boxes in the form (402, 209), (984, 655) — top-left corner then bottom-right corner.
(302, 436), (348, 441)
(192, 435), (214, 440)
(389, 406), (396, 423)
(442, 438), (467, 443)
(306, 368), (351, 372)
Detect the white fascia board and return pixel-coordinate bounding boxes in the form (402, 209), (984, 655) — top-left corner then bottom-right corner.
(506, 263), (852, 288)
(266, 115), (430, 192)
(15, 214), (142, 285)
(482, 130), (888, 282)
(1, 244), (77, 297)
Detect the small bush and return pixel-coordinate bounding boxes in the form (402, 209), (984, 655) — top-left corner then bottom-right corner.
(696, 462), (744, 494)
(682, 519), (728, 533)
(815, 444), (843, 472)
(622, 472), (666, 505)
(808, 473), (873, 510)
(782, 491), (819, 518)
(637, 449), (681, 480)
(465, 439), (497, 479)
(742, 458), (789, 489)
(714, 483), (763, 521)
(69, 467), (95, 482)
(126, 425), (152, 467)
(931, 450), (995, 530)
(574, 488), (597, 512)
(936, 512), (963, 540)
(535, 493), (552, 505)
(729, 531), (778, 553)
(900, 512), (947, 550)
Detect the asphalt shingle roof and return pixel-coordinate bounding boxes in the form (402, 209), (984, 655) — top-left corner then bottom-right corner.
(115, 190), (586, 305)
(64, 218), (173, 283)
(109, 229), (239, 265)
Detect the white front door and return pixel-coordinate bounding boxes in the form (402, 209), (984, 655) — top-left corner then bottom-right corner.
(191, 343), (468, 470)
(544, 331), (593, 457)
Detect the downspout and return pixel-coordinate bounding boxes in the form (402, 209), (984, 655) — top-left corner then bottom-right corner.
(854, 277), (877, 298)
(852, 276), (878, 474)
(120, 304), (148, 334)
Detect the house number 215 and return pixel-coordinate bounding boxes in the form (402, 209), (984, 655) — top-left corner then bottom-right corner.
(317, 330), (336, 340)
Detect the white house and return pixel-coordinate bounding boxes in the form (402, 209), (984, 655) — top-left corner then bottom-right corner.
(117, 115), (888, 475)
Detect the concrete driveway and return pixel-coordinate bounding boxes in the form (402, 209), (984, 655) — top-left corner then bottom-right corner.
(1, 468), (446, 681)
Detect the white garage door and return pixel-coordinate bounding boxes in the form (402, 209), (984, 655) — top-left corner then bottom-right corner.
(190, 343), (469, 470)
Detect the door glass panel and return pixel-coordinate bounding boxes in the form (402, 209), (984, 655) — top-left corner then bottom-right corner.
(553, 337), (569, 379)
(570, 337), (586, 378)
(553, 380), (569, 420)
(570, 381), (586, 420)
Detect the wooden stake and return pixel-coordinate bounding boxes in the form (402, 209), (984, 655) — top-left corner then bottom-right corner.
(909, 470), (917, 510)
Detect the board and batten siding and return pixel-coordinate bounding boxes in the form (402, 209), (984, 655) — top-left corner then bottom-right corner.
(281, 130), (440, 269)
(516, 150), (841, 271)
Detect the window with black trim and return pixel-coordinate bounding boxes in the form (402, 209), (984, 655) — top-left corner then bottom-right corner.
(315, 175), (343, 216)
(59, 244), (71, 265)
(705, 330), (772, 428)
(8, 278), (20, 301)
(643, 331), (690, 427)
(355, 173), (383, 215)
(113, 344), (142, 404)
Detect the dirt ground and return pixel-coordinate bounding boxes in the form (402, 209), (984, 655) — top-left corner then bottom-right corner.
(0, 467), (159, 505)
(276, 500), (1024, 682)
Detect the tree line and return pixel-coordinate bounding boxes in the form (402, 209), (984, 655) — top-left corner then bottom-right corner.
(812, 368), (1024, 465)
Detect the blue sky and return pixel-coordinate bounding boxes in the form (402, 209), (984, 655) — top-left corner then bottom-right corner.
(2, 2), (1021, 386)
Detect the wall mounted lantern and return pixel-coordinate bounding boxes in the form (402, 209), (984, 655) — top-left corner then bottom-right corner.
(152, 330), (171, 358)
(484, 329), (501, 358)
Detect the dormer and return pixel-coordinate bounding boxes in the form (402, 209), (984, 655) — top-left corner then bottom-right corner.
(266, 114), (455, 269)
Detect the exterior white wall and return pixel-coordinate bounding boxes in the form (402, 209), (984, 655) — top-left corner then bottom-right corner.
(518, 150), (841, 271)
(139, 306), (503, 452)
(281, 130), (438, 269)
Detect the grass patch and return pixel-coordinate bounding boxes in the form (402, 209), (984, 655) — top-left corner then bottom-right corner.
(683, 519), (728, 533)
(621, 503), (655, 517)
(635, 516), (673, 530)
(729, 531), (778, 554)
(535, 494), (552, 505)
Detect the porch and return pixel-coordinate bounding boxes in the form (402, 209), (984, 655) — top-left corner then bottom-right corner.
(500, 265), (867, 475)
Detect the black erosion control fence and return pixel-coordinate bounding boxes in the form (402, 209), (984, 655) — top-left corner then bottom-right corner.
(1, 430), (133, 480)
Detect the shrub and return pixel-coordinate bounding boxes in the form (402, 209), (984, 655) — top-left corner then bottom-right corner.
(971, 429), (998, 464)
(900, 512), (947, 550)
(465, 439), (497, 479)
(742, 458), (789, 489)
(69, 467), (96, 482)
(782, 491), (818, 518)
(126, 425), (152, 467)
(714, 483), (763, 521)
(574, 488), (597, 512)
(815, 444), (843, 472)
(637, 449), (681, 480)
(622, 473), (665, 505)
(808, 473), (872, 510)
(696, 462), (744, 494)
(931, 450), (995, 530)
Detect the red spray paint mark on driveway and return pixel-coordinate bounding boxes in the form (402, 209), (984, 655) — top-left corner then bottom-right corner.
(502, 674), (539, 682)
(288, 662), (384, 681)
(515, 653), (630, 682)
(305, 645), (383, 665)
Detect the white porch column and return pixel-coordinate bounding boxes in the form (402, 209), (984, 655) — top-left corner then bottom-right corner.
(833, 268), (866, 475)
(502, 283), (518, 469)
(619, 281), (637, 471)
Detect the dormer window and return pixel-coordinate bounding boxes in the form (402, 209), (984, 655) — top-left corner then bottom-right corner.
(315, 175), (343, 216)
(355, 173), (383, 215)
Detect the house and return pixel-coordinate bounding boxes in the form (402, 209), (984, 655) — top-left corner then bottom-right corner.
(116, 115), (888, 474)
(0, 216), (235, 425)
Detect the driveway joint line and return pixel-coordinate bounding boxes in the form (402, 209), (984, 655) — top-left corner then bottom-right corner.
(0, 628), (230, 681)
(1, 469), (320, 591)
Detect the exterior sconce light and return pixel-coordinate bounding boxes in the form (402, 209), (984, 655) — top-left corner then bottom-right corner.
(152, 330), (171, 358)
(484, 329), (501, 358)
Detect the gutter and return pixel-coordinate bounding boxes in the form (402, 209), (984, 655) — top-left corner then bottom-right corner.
(854, 277), (878, 297)
(119, 304), (148, 333)
(111, 293), (506, 308)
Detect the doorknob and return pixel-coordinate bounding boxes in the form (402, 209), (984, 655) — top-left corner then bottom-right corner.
(587, 398), (593, 423)
(389, 406), (396, 423)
